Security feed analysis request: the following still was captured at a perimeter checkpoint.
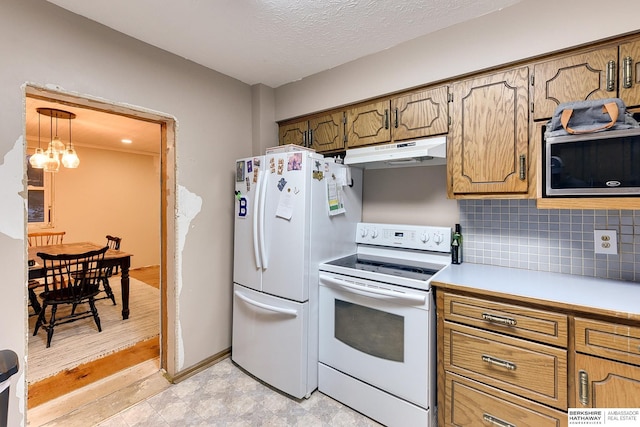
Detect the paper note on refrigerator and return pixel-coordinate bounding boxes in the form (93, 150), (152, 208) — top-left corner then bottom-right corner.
(276, 191), (294, 220)
(327, 181), (345, 216)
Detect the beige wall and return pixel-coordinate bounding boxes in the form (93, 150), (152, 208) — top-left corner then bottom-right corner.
(362, 166), (458, 227)
(30, 145), (161, 269)
(0, 1), (252, 425)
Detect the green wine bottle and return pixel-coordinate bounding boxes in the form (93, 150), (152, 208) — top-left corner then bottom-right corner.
(451, 224), (462, 264)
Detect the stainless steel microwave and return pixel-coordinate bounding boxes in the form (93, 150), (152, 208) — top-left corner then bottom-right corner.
(544, 127), (640, 197)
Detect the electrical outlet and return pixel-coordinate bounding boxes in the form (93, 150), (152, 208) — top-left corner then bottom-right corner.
(594, 230), (617, 255)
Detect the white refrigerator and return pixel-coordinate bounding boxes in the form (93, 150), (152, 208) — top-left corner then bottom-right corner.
(232, 147), (362, 399)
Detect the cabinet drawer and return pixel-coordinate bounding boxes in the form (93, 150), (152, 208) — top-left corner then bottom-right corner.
(575, 317), (640, 366)
(443, 293), (568, 347)
(444, 321), (567, 409)
(445, 372), (567, 427)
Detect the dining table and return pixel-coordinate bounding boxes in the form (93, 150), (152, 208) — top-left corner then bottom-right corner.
(28, 242), (133, 320)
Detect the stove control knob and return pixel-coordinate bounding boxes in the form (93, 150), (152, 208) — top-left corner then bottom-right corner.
(360, 228), (368, 238)
(420, 232), (430, 243)
(433, 232), (444, 245)
(370, 229), (379, 239)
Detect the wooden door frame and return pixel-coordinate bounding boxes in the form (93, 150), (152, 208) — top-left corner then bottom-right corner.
(24, 84), (176, 377)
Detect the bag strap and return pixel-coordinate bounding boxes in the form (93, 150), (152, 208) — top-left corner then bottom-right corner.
(560, 101), (619, 134)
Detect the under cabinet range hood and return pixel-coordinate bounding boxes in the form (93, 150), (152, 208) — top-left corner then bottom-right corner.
(343, 136), (447, 169)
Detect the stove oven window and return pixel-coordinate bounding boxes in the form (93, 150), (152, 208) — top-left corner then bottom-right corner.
(334, 299), (404, 362)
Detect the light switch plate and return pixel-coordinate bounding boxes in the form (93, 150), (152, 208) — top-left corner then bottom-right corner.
(594, 230), (617, 255)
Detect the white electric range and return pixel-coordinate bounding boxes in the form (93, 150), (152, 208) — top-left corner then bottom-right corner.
(318, 222), (451, 427)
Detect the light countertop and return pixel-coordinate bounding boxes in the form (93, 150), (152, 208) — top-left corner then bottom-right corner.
(432, 263), (640, 319)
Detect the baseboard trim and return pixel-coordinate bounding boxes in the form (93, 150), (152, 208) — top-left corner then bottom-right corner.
(165, 347), (231, 384)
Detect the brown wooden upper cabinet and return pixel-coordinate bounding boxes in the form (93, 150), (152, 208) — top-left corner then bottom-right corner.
(449, 67), (530, 196)
(345, 86), (449, 148)
(278, 112), (345, 152)
(533, 40), (640, 121)
(279, 120), (308, 147)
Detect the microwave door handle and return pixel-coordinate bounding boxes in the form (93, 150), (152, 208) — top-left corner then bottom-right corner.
(320, 274), (426, 304)
(234, 290), (298, 316)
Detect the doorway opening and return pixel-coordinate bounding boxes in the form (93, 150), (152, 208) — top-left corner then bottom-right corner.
(24, 84), (176, 409)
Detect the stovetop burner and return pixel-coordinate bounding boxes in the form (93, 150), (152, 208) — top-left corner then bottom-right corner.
(326, 254), (441, 282)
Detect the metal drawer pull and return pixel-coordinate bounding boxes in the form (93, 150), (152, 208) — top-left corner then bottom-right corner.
(482, 354), (517, 371)
(579, 370), (589, 405)
(483, 413), (516, 427)
(482, 313), (517, 326)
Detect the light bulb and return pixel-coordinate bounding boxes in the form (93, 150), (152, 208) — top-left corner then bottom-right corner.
(61, 148), (80, 168)
(29, 148), (47, 169)
(44, 149), (60, 173)
(50, 136), (65, 153)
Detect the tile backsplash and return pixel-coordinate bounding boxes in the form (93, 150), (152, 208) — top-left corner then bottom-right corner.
(459, 200), (640, 282)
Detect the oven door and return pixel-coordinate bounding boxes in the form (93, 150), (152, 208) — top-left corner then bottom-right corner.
(318, 272), (433, 408)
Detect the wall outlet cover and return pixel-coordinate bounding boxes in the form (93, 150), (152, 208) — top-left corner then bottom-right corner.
(594, 230), (618, 255)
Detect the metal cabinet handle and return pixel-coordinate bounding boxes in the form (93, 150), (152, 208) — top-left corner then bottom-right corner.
(302, 130), (307, 147)
(482, 313), (517, 326)
(384, 109), (389, 129)
(519, 155), (526, 180)
(342, 112), (347, 143)
(308, 129), (313, 148)
(482, 354), (517, 371)
(483, 413), (516, 427)
(606, 60), (617, 91)
(579, 370), (589, 405)
(394, 108), (399, 128)
(623, 56), (633, 89)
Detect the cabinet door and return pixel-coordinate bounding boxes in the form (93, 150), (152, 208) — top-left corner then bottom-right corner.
(279, 121), (308, 147)
(575, 353), (640, 408)
(619, 40), (640, 108)
(450, 67), (529, 195)
(391, 86), (449, 141)
(308, 112), (344, 152)
(346, 100), (391, 148)
(533, 47), (618, 121)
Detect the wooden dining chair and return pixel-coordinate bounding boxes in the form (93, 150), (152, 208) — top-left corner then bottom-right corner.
(28, 231), (66, 247)
(33, 246), (109, 348)
(27, 231), (66, 315)
(97, 235), (123, 305)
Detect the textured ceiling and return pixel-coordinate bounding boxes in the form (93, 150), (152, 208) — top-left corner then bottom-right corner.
(46, 0), (521, 88)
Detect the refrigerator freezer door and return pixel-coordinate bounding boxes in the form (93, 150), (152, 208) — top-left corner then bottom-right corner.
(232, 284), (312, 398)
(233, 156), (265, 292)
(260, 151), (316, 302)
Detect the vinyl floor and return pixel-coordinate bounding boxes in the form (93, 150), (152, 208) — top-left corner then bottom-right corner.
(96, 358), (382, 426)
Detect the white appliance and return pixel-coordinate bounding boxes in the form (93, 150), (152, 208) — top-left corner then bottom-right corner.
(343, 136), (447, 169)
(318, 222), (451, 427)
(232, 146), (362, 399)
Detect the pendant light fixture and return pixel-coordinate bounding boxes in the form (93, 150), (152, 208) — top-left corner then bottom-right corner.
(31, 107), (80, 172)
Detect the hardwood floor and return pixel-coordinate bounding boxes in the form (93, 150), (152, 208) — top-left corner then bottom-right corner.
(128, 265), (160, 289)
(28, 265), (161, 409)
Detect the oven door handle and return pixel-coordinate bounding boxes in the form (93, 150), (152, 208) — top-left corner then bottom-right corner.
(320, 274), (427, 304)
(234, 291), (298, 317)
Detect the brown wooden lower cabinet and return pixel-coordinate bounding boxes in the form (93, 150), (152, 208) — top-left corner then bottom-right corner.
(575, 352), (640, 408)
(444, 321), (568, 409)
(445, 372), (567, 427)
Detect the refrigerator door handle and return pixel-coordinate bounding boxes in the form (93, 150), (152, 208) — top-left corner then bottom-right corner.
(234, 290), (298, 317)
(258, 168), (268, 269)
(253, 169), (263, 268)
